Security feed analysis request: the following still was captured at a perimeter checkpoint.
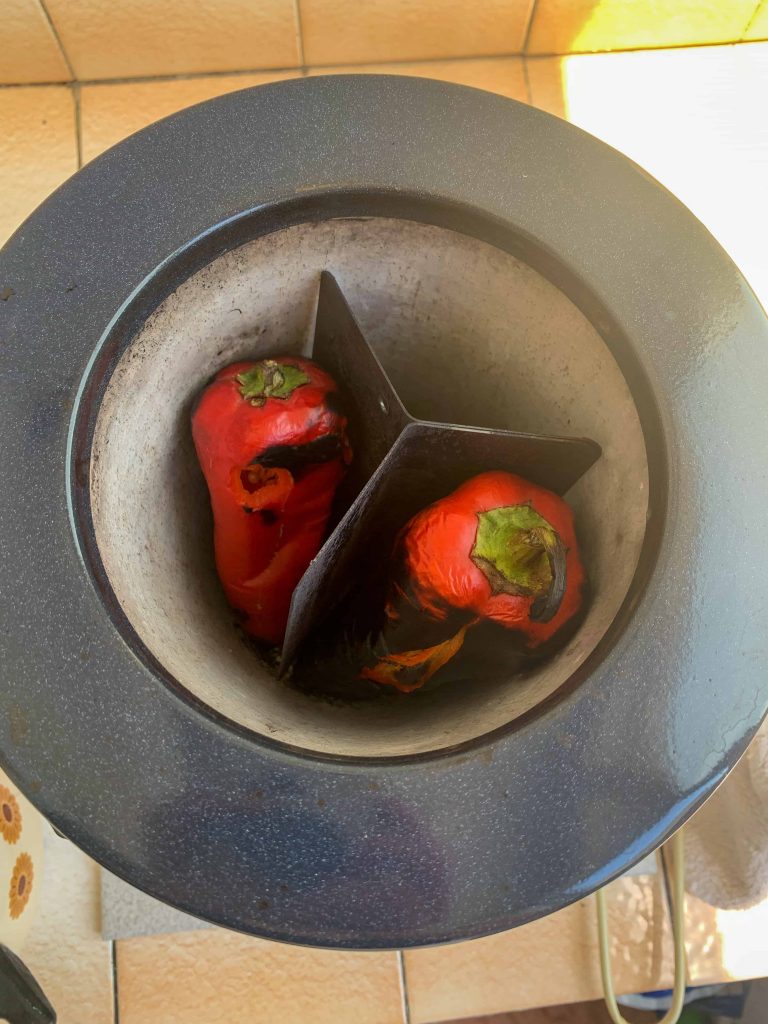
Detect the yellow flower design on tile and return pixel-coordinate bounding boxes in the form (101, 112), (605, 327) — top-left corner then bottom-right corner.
(9, 852), (34, 919)
(0, 784), (22, 844)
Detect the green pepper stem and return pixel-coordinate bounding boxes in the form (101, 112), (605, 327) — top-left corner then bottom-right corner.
(471, 504), (567, 623)
(236, 360), (310, 406)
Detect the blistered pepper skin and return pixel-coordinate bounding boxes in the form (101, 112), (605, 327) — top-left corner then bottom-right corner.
(362, 471), (584, 691)
(400, 471), (584, 646)
(192, 357), (351, 646)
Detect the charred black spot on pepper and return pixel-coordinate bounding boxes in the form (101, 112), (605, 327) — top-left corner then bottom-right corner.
(259, 508), (278, 525)
(253, 433), (343, 472)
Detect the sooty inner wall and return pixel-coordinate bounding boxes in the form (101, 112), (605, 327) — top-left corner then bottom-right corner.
(91, 218), (648, 757)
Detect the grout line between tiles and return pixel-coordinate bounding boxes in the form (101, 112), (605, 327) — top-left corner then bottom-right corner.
(37, 0), (75, 81)
(111, 939), (120, 1024)
(396, 950), (412, 1024)
(742, 0), (766, 37)
(522, 58), (533, 106)
(71, 81), (83, 168)
(521, 0), (539, 55)
(293, 0), (307, 70)
(1, 38), (767, 90)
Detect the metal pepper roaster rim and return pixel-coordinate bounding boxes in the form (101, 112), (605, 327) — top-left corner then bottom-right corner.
(1, 76), (767, 949)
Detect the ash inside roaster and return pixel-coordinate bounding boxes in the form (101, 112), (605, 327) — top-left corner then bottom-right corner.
(90, 217), (649, 758)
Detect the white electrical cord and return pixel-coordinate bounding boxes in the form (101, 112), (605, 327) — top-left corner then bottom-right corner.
(596, 829), (687, 1024)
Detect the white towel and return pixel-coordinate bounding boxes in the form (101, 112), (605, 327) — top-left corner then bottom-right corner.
(684, 719), (768, 910)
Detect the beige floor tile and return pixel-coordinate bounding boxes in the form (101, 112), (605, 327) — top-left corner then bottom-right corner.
(117, 929), (404, 1024)
(80, 72), (301, 164)
(526, 0), (757, 55)
(744, 1), (768, 39)
(308, 58), (527, 101)
(21, 823), (114, 1024)
(527, 43), (768, 308)
(300, 0), (534, 67)
(404, 875), (674, 1022)
(0, 0), (70, 84)
(45, 0), (300, 80)
(0, 85), (77, 244)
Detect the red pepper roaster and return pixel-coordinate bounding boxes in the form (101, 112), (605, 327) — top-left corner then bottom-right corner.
(192, 357), (352, 647)
(362, 470), (585, 692)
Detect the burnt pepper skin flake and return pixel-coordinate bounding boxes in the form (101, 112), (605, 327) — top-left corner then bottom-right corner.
(192, 357), (352, 647)
(361, 471), (585, 692)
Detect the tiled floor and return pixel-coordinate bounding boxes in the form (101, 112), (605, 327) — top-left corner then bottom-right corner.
(116, 930), (404, 1024)
(3, 37), (768, 1024)
(305, 57), (528, 100)
(4, 0), (765, 86)
(0, 85), (77, 242)
(42, 0), (302, 79)
(297, 0), (534, 66)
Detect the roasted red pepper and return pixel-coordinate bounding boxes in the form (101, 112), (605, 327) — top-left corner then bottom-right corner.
(192, 357), (351, 646)
(362, 470), (584, 691)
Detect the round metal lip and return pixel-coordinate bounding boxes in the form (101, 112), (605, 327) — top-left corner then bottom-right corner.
(1, 75), (767, 949)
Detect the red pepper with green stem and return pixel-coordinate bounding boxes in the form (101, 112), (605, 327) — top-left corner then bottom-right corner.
(192, 357), (351, 647)
(361, 470), (585, 691)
